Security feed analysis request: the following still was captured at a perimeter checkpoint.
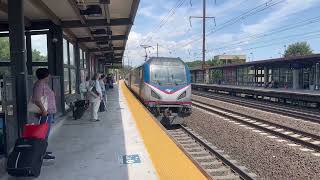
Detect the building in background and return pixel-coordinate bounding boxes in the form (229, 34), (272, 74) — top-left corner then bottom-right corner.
(214, 55), (246, 65)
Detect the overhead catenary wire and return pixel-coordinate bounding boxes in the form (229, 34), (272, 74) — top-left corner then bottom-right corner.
(204, 31), (320, 56)
(189, 30), (320, 58)
(202, 13), (320, 54)
(208, 15), (320, 52)
(178, 0), (285, 49)
(140, 0), (187, 45)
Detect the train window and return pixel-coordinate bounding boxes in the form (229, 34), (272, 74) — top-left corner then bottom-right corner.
(150, 65), (186, 85)
(134, 69), (140, 84)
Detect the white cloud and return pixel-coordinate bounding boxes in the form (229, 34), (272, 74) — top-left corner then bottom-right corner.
(235, 47), (242, 51)
(138, 6), (161, 20)
(126, 0), (319, 64)
(242, 0), (318, 35)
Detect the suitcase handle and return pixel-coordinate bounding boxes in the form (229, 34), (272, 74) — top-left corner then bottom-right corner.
(38, 115), (48, 124)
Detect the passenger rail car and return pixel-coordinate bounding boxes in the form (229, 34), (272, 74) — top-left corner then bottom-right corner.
(125, 57), (192, 125)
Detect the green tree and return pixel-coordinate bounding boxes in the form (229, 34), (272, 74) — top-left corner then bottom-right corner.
(0, 37), (47, 61)
(0, 37), (10, 61)
(32, 49), (47, 61)
(186, 58), (225, 68)
(284, 42), (313, 57)
(186, 60), (202, 68)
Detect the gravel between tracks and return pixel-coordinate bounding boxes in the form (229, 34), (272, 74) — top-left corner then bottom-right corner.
(184, 108), (320, 179)
(193, 95), (320, 137)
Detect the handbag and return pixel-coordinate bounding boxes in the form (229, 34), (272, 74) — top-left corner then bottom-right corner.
(22, 117), (49, 140)
(99, 101), (106, 112)
(28, 83), (48, 114)
(89, 81), (100, 96)
(27, 96), (48, 114)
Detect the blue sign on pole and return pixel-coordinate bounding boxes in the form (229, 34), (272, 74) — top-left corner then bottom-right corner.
(122, 154), (141, 164)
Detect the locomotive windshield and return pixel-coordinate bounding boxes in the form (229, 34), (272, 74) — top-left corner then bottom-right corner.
(150, 64), (187, 86)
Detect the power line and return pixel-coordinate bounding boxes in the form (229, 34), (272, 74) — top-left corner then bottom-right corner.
(180, 0), (275, 47)
(178, 0), (284, 48)
(140, 0), (187, 45)
(218, 16), (320, 50)
(209, 31), (320, 55)
(205, 16), (320, 53)
(191, 30), (320, 57)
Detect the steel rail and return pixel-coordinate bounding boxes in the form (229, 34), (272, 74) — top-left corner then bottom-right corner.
(193, 91), (320, 124)
(192, 100), (320, 151)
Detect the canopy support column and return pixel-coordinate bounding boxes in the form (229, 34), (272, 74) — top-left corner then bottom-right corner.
(75, 42), (81, 94)
(8, 0), (28, 137)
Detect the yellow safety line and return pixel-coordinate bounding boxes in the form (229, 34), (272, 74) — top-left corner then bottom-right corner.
(120, 81), (207, 180)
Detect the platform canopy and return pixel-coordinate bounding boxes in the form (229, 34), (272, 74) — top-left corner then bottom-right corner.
(0, 0), (139, 65)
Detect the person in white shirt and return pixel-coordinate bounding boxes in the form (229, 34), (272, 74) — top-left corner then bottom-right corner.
(79, 76), (90, 100)
(88, 73), (102, 121)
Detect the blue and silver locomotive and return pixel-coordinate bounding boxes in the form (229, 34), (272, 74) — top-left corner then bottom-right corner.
(125, 57), (192, 125)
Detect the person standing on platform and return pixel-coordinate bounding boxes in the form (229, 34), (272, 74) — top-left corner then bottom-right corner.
(32, 68), (56, 160)
(104, 74), (109, 91)
(79, 76), (90, 100)
(88, 73), (102, 121)
(99, 75), (107, 109)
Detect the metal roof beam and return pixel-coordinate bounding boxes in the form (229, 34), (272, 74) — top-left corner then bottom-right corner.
(27, 1), (76, 42)
(66, 0), (93, 40)
(0, 1), (31, 26)
(104, 59), (122, 63)
(77, 35), (126, 42)
(29, 0), (61, 25)
(62, 18), (132, 28)
(89, 46), (125, 52)
(96, 53), (122, 58)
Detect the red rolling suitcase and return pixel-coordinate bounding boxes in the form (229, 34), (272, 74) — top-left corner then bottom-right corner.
(22, 117), (49, 140)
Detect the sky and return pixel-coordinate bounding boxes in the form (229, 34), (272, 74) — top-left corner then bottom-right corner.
(124, 0), (320, 67)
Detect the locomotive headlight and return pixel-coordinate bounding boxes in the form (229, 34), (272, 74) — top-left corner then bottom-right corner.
(151, 90), (161, 99)
(177, 91), (186, 100)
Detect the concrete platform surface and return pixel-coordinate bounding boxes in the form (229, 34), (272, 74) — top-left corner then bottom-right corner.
(0, 84), (158, 180)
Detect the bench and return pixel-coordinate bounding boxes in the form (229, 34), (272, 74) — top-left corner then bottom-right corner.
(65, 94), (87, 119)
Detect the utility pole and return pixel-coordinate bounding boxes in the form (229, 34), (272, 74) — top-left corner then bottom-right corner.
(189, 0), (215, 70)
(202, 0), (206, 70)
(157, 43), (159, 57)
(140, 44), (153, 61)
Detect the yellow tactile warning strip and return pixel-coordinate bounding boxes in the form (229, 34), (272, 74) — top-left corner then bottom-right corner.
(121, 81), (207, 180)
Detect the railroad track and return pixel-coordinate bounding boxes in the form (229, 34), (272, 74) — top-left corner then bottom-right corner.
(192, 99), (320, 152)
(192, 91), (320, 124)
(168, 125), (257, 180)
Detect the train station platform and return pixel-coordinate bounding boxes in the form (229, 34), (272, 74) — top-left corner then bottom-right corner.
(192, 83), (320, 102)
(0, 81), (206, 180)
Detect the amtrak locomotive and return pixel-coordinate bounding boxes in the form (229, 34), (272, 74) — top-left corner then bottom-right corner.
(125, 57), (192, 126)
